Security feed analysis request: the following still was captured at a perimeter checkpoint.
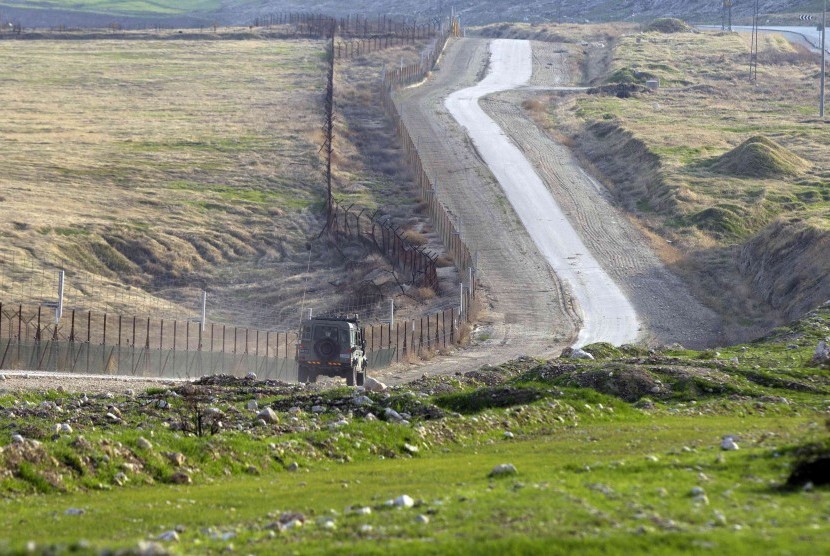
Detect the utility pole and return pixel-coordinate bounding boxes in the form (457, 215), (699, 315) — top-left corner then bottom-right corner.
(749, 0), (759, 81)
(821, 0), (827, 118)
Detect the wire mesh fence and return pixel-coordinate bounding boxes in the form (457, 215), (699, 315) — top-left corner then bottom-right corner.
(0, 303), (466, 376)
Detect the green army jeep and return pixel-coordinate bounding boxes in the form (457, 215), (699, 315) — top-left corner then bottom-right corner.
(296, 315), (367, 386)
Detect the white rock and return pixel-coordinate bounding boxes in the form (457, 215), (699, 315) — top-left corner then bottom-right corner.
(350, 506), (372, 515)
(137, 437), (153, 451)
(281, 519), (303, 531)
(286, 462), (299, 472)
(247, 400), (259, 411)
(288, 407), (302, 414)
(364, 377), (387, 392)
(135, 541), (167, 555)
(393, 494), (415, 508)
(571, 349), (595, 360)
(503, 431), (514, 439)
(415, 514), (430, 524)
(384, 407), (403, 421)
(721, 436), (739, 451)
(317, 517), (336, 530)
(258, 407), (279, 424)
(359, 525), (373, 533)
(114, 472), (128, 486)
(156, 530), (179, 542)
(488, 463), (518, 478)
(645, 455), (660, 463)
(365, 412), (377, 421)
(246, 372), (257, 381)
(403, 443), (419, 454)
(352, 395), (373, 407)
(813, 341), (830, 365)
(59, 423), (73, 434)
(11, 434), (24, 444)
(311, 405), (326, 413)
(690, 486), (706, 497)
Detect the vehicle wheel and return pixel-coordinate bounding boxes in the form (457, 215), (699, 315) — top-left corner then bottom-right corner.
(314, 338), (340, 361)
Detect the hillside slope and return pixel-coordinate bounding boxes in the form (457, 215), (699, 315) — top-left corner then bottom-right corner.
(0, 0), (820, 29)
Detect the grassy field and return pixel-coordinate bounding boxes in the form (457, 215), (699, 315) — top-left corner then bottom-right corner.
(0, 37), (327, 317)
(0, 305), (829, 553)
(0, 1), (223, 17)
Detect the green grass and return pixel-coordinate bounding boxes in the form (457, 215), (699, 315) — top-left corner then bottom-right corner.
(0, 0), (223, 16)
(1, 304), (830, 552)
(0, 416), (826, 554)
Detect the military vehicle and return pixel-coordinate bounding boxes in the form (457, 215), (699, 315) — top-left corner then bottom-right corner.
(296, 315), (367, 386)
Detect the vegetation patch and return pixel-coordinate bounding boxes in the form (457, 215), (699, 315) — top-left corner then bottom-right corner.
(645, 18), (693, 34)
(710, 136), (810, 179)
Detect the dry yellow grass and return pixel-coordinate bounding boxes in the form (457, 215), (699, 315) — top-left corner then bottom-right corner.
(0, 38), (327, 316)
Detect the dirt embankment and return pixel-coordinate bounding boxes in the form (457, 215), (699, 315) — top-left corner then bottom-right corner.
(739, 220), (830, 320)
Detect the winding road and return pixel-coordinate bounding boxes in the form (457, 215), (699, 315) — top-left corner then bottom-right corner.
(444, 40), (639, 347)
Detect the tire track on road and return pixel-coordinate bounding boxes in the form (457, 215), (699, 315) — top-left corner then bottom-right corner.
(445, 39), (640, 348)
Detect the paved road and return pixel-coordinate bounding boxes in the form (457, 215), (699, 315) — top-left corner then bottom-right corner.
(445, 39), (640, 347)
(702, 24), (829, 53)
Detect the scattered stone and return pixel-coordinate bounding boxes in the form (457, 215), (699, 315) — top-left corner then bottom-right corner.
(114, 472), (128, 486)
(384, 408), (404, 422)
(316, 517), (336, 530)
(364, 377), (387, 392)
(489, 463), (518, 478)
(812, 341), (830, 366)
(245, 372), (257, 381)
(365, 412), (377, 421)
(59, 423), (73, 434)
(359, 525), (373, 533)
(170, 472), (192, 485)
(415, 514), (430, 524)
(352, 395), (373, 407)
(105, 412), (122, 423)
(403, 443), (419, 454)
(11, 434), (24, 444)
(571, 348), (595, 360)
(258, 407), (279, 424)
(245, 465), (259, 475)
(156, 530), (179, 542)
(286, 462), (300, 472)
(165, 452), (186, 466)
(350, 506), (372, 516)
(246, 400), (259, 411)
(135, 541), (167, 556)
(276, 512), (305, 531)
(135, 436), (153, 451)
(721, 436), (739, 451)
(254, 418), (268, 427)
(392, 494), (415, 508)
(64, 508), (85, 516)
(311, 405), (326, 413)
(503, 431), (514, 439)
(645, 455), (660, 463)
(155, 400), (169, 410)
